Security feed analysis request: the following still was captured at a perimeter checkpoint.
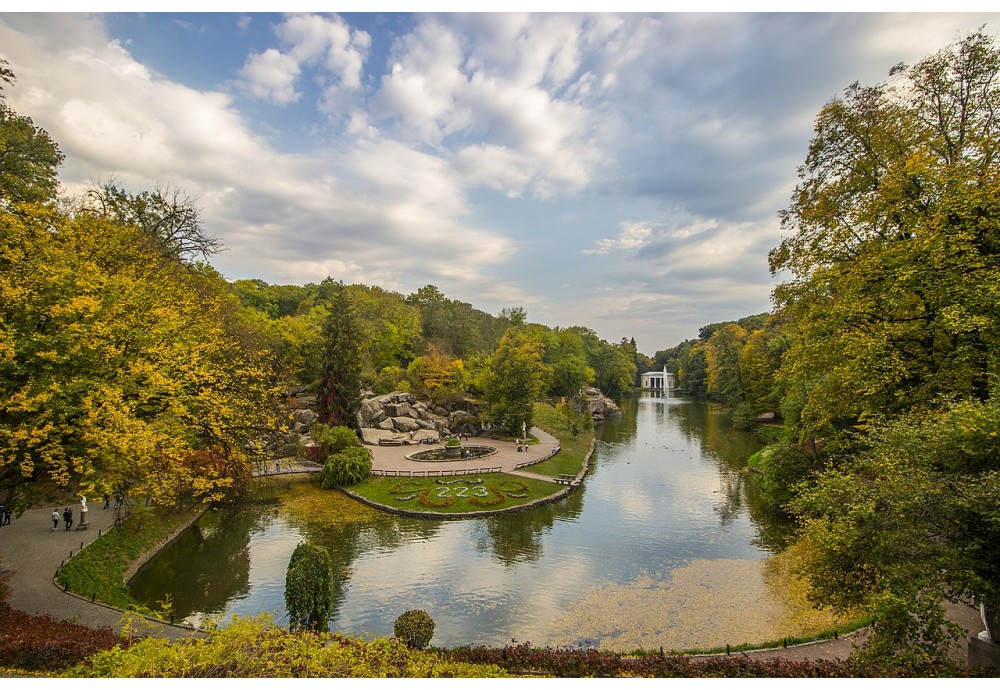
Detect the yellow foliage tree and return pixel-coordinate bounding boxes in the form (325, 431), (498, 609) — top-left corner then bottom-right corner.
(0, 204), (278, 512)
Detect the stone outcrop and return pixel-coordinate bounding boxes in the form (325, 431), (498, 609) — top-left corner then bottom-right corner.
(354, 391), (483, 444)
(576, 387), (622, 422)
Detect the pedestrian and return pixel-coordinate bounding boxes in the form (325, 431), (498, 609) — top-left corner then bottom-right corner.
(63, 506), (73, 531)
(103, 493), (110, 509)
(0, 504), (5, 528)
(3, 507), (8, 525)
(52, 509), (60, 530)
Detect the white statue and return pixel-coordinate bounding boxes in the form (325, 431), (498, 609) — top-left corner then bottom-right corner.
(80, 495), (88, 512)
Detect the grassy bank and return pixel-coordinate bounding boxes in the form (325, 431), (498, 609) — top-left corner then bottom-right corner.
(521, 402), (595, 478)
(55, 506), (203, 613)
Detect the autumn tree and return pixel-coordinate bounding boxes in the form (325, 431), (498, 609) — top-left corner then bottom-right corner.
(704, 323), (748, 407)
(768, 29), (1000, 663)
(407, 344), (467, 398)
(0, 205), (276, 512)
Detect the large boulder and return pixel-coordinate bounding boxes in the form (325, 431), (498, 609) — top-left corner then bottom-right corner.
(577, 388), (622, 420)
(357, 398), (383, 427)
(392, 416), (421, 432)
(293, 409), (318, 425)
(385, 402), (411, 418)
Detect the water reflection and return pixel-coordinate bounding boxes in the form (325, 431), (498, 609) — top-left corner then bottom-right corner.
(131, 398), (805, 649)
(471, 489), (585, 567)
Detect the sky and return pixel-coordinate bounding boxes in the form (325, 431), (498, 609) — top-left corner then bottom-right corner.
(2, 9), (999, 356)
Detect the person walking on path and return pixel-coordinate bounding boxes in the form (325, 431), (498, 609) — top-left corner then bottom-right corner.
(103, 493), (110, 509)
(63, 507), (73, 531)
(51, 509), (60, 530)
(0, 504), (5, 528)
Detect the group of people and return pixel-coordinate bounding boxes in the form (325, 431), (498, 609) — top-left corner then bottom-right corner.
(51, 507), (74, 531)
(0, 504), (12, 527)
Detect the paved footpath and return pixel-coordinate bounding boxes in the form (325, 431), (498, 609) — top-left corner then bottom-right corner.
(368, 427), (562, 480)
(0, 502), (199, 641)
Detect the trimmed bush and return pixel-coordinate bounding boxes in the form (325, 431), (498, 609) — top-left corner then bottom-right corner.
(319, 446), (372, 488)
(394, 609), (435, 650)
(285, 542), (334, 632)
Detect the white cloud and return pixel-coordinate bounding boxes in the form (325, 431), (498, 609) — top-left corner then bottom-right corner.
(0, 14), (515, 297)
(371, 15), (602, 198)
(237, 13), (370, 108)
(238, 49), (301, 105)
(583, 221), (653, 255)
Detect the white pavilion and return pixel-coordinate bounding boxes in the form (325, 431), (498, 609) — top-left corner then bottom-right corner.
(640, 365), (676, 392)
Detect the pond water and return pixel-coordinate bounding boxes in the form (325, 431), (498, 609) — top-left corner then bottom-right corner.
(130, 396), (825, 651)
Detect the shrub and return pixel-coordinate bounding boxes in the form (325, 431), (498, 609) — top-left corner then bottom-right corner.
(319, 446), (372, 488)
(66, 614), (506, 678)
(394, 609), (435, 650)
(0, 604), (122, 672)
(285, 542), (334, 632)
(312, 424), (361, 454)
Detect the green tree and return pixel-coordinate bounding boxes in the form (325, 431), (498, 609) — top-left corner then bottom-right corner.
(393, 609), (436, 650)
(0, 61), (63, 206)
(676, 341), (708, 397)
(545, 329), (594, 398)
(769, 28), (1000, 444)
(346, 284), (422, 374)
(317, 280), (362, 429)
(481, 327), (550, 436)
(793, 399), (1000, 665)
(284, 542), (334, 632)
(318, 446), (372, 488)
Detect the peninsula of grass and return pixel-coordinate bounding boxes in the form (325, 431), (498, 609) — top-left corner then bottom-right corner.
(345, 473), (564, 515)
(519, 402), (595, 479)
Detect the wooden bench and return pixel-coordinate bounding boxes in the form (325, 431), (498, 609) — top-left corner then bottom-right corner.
(378, 437), (405, 446)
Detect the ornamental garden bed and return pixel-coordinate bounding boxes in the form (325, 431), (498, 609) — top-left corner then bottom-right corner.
(345, 474), (564, 515)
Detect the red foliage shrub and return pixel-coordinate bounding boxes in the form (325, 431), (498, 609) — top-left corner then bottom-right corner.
(0, 604), (122, 672)
(443, 644), (974, 678)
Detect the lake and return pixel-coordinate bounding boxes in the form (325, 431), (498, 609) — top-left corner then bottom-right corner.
(130, 396), (835, 651)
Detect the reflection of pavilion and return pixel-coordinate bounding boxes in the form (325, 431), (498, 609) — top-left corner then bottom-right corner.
(640, 365), (676, 392)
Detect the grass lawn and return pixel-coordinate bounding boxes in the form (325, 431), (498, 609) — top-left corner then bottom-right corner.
(522, 402), (595, 478)
(347, 473), (564, 515)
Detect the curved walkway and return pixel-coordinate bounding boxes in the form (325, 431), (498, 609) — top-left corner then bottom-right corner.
(367, 427), (561, 480)
(0, 503), (198, 641)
